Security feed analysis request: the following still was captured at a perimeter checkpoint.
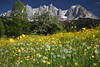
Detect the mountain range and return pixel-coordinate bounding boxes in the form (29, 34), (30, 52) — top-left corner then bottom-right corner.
(0, 4), (99, 21)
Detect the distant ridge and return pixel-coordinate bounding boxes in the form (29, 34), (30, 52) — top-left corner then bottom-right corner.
(0, 4), (99, 21)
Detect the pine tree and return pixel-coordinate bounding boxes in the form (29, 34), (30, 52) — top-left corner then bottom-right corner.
(11, 0), (27, 19)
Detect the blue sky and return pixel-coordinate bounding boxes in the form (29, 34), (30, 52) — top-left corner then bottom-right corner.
(0, 0), (100, 18)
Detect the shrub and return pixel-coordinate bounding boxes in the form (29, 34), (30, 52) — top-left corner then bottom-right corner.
(31, 12), (63, 35)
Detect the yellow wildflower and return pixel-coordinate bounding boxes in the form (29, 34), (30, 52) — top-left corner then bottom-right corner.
(89, 46), (91, 48)
(43, 60), (46, 63)
(26, 59), (29, 61)
(22, 34), (25, 38)
(20, 36), (23, 39)
(18, 49), (21, 52)
(0, 62), (2, 64)
(16, 54), (18, 56)
(82, 27), (86, 30)
(26, 56), (30, 58)
(33, 59), (35, 61)
(84, 52), (87, 56)
(39, 54), (42, 57)
(20, 60), (23, 63)
(9, 38), (14, 42)
(47, 61), (51, 64)
(74, 26), (77, 28)
(60, 65), (63, 67)
(45, 57), (48, 59)
(74, 62), (78, 66)
(17, 37), (20, 40)
(93, 35), (95, 38)
(48, 48), (50, 51)
(15, 62), (18, 64)
(92, 55), (95, 59)
(33, 50), (36, 53)
(72, 26), (73, 28)
(93, 63), (96, 66)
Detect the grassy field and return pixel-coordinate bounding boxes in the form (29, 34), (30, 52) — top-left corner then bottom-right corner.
(0, 27), (100, 67)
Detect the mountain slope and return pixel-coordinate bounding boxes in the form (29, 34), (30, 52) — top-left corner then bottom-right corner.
(65, 5), (98, 20)
(0, 4), (99, 21)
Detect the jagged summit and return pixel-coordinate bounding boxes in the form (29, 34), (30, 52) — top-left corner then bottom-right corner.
(65, 5), (99, 20)
(0, 4), (99, 21)
(71, 5), (81, 9)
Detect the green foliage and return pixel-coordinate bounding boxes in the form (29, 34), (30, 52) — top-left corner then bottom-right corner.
(74, 18), (100, 30)
(3, 0), (31, 37)
(63, 21), (77, 32)
(63, 18), (100, 32)
(31, 12), (62, 35)
(11, 0), (27, 19)
(0, 17), (5, 37)
(4, 17), (30, 37)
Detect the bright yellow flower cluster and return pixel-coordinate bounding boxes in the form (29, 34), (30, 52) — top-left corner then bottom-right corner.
(9, 38), (14, 42)
(43, 60), (51, 64)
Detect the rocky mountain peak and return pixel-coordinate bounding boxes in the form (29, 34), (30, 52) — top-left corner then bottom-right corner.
(0, 4), (99, 21)
(65, 5), (99, 20)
